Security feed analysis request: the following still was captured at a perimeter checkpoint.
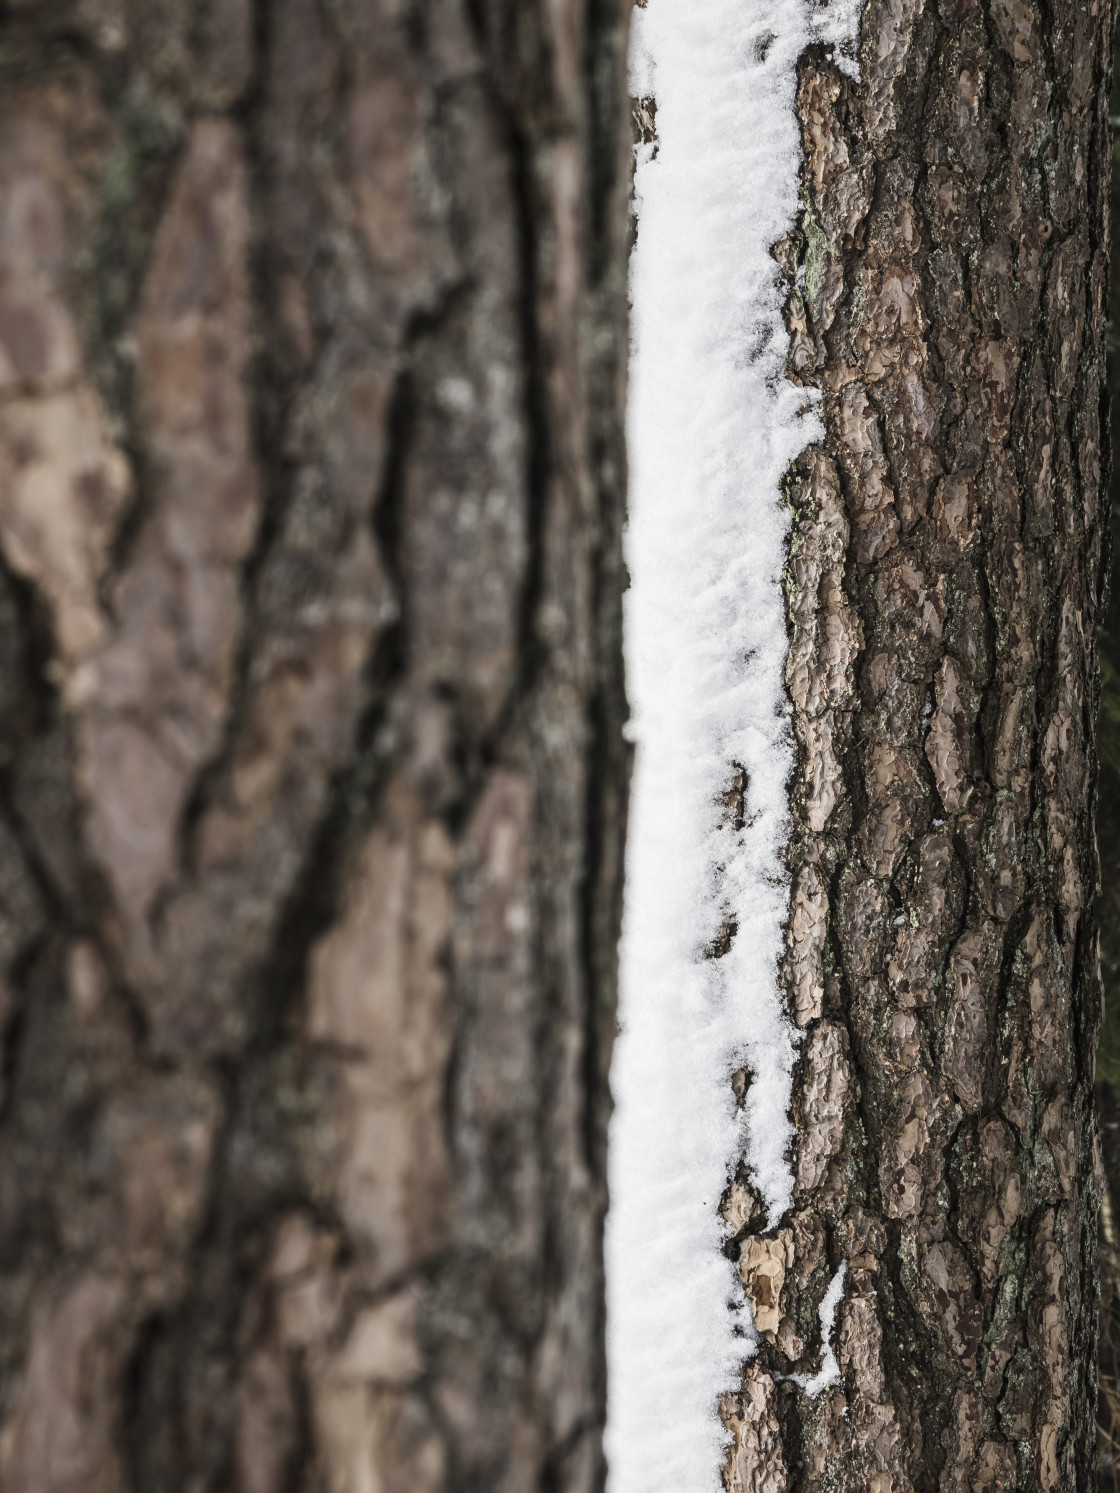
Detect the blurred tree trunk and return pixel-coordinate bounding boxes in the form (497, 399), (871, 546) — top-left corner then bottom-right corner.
(720, 2), (1111, 1489)
(0, 3), (631, 1490)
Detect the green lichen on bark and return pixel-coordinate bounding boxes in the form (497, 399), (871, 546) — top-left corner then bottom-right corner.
(801, 202), (837, 324)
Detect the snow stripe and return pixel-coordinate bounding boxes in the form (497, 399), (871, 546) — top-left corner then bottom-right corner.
(606, 1), (859, 1488)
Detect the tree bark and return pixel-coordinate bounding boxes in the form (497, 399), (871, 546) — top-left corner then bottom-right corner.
(0, 3), (631, 1490)
(721, 2), (1111, 1489)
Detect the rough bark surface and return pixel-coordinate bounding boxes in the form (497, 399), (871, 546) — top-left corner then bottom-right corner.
(721, 2), (1111, 1490)
(0, 3), (631, 1490)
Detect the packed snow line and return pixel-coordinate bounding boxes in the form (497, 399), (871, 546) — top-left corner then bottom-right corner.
(784, 1262), (849, 1397)
(606, 1), (860, 1489)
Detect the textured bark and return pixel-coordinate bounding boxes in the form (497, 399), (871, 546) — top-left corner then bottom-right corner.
(0, 4), (631, 1491)
(721, 2), (1111, 1490)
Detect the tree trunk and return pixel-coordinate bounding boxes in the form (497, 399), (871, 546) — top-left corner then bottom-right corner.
(0, 4), (631, 1490)
(722, 2), (1111, 1489)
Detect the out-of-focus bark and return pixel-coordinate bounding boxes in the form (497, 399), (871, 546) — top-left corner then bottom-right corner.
(719, 2), (1111, 1489)
(0, 3), (631, 1490)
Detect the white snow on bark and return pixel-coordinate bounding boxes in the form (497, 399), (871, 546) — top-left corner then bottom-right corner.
(606, 2), (859, 1489)
(785, 1262), (848, 1396)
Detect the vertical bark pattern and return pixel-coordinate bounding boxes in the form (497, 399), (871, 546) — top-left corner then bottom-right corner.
(0, 3), (631, 1490)
(721, 1), (1110, 1489)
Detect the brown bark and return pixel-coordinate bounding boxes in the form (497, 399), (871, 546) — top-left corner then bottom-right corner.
(721, 1), (1111, 1490)
(0, 3), (631, 1490)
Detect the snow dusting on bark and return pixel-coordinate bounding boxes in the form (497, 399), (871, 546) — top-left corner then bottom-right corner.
(785, 1262), (848, 1397)
(606, 1), (860, 1488)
